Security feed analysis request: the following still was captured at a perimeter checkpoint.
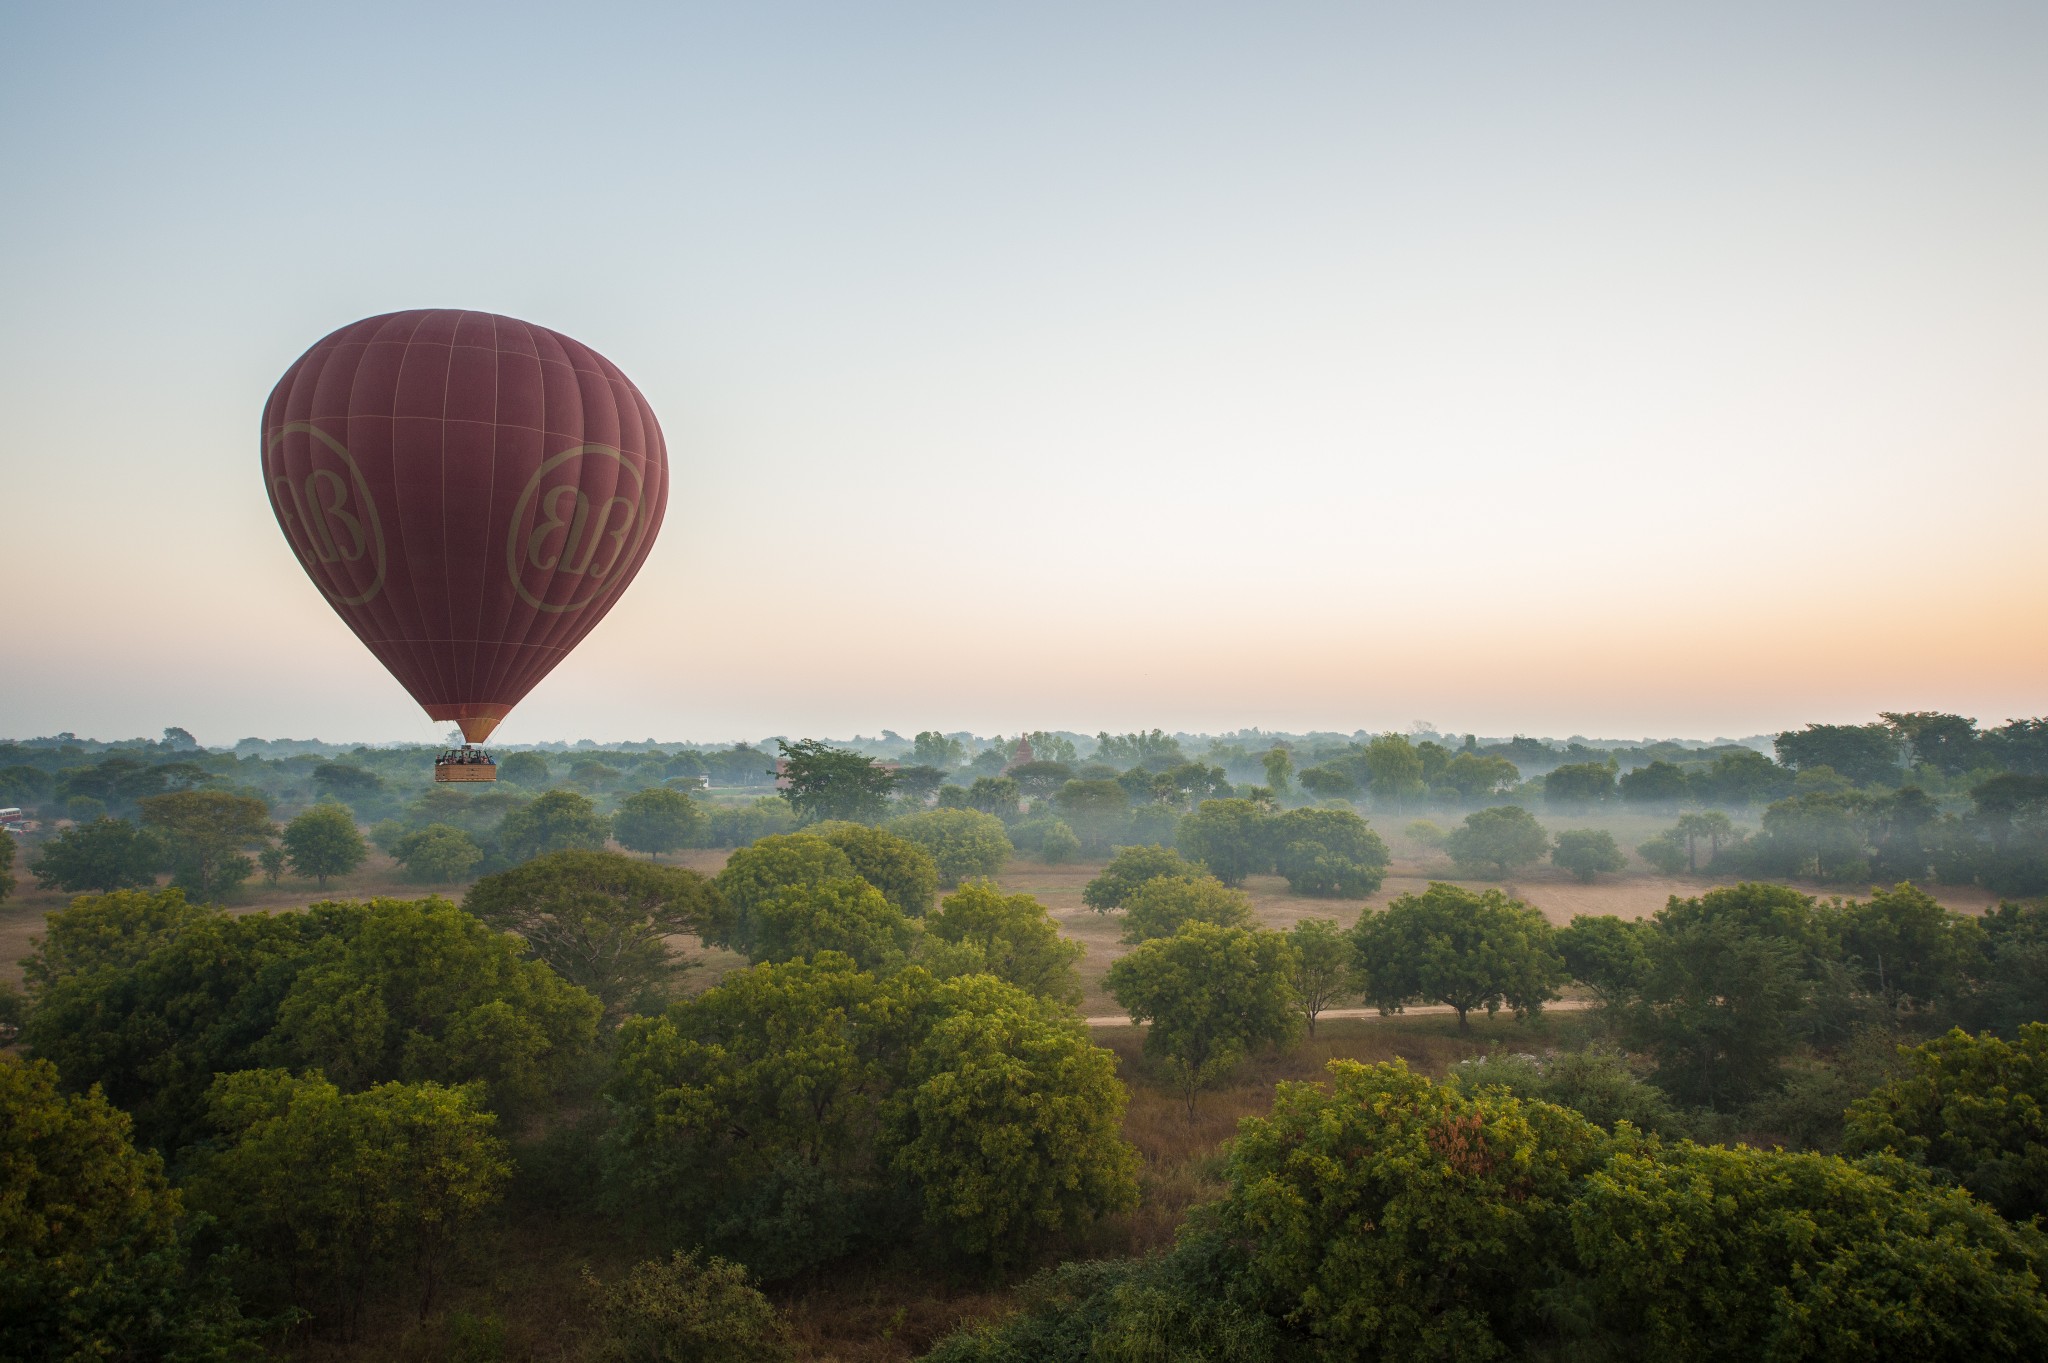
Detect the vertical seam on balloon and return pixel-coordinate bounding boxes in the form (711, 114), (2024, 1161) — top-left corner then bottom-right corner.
(433, 313), (463, 723)
(355, 315), (416, 692)
(393, 310), (450, 729)
(476, 312), (500, 730)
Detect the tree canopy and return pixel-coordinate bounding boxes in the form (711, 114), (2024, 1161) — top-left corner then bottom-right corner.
(1444, 804), (1550, 877)
(1352, 882), (1562, 1030)
(777, 738), (898, 824)
(281, 803), (367, 887)
(1081, 843), (1191, 912)
(613, 786), (706, 857)
(29, 816), (163, 893)
(888, 809), (1011, 887)
(1106, 922), (1298, 1114)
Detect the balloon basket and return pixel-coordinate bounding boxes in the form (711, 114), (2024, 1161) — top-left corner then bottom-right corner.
(435, 765), (497, 783)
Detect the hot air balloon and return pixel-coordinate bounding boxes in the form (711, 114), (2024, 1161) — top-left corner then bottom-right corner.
(262, 310), (668, 781)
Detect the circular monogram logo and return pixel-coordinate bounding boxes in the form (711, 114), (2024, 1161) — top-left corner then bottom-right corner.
(506, 444), (650, 613)
(266, 421), (387, 605)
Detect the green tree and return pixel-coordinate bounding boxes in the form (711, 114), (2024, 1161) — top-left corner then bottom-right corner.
(711, 833), (855, 952)
(922, 881), (1083, 1005)
(1551, 828), (1626, 882)
(1622, 883), (1819, 1108)
(1671, 810), (1736, 872)
(1081, 843), (1192, 912)
(1882, 710), (1984, 777)
(1441, 752), (1519, 803)
(1544, 761), (1616, 808)
(1449, 1047), (1691, 1137)
(193, 1069), (509, 1331)
(392, 822), (484, 883)
(281, 803), (367, 887)
(910, 731), (966, 770)
(748, 877), (916, 970)
(1176, 798), (1269, 887)
(1555, 913), (1651, 1007)
(883, 975), (1138, 1262)
(1362, 733), (1426, 805)
(271, 896), (602, 1112)
(1119, 873), (1255, 944)
(1636, 827), (1690, 874)
(1269, 806), (1389, 897)
(889, 809), (1011, 887)
(1212, 1059), (1604, 1360)
(965, 775), (1022, 820)
(1106, 922), (1298, 1115)
(814, 820), (939, 917)
(1565, 1136), (2048, 1360)
(31, 816), (164, 892)
(495, 751), (553, 786)
(1260, 747), (1293, 795)
(0, 830), (12, 903)
(1843, 1024), (2048, 1222)
(1618, 760), (1690, 806)
(1775, 722), (1903, 786)
(1296, 764), (1358, 799)
(311, 762), (383, 805)
(1053, 779), (1131, 853)
(777, 738), (898, 824)
(1286, 917), (1352, 1036)
(21, 885), (215, 986)
(140, 789), (273, 897)
(1443, 804), (1550, 878)
(1038, 819), (1081, 864)
(1352, 882), (1562, 1030)
(497, 789), (611, 862)
(1008, 761), (1076, 801)
(467, 851), (727, 1016)
(0, 1056), (253, 1363)
(1835, 882), (1983, 1013)
(258, 843), (286, 886)
(614, 787), (706, 857)
(585, 1251), (792, 1363)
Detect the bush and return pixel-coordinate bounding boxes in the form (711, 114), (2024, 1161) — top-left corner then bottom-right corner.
(1551, 828), (1626, 882)
(392, 822), (483, 882)
(1269, 807), (1389, 897)
(921, 881), (1083, 1004)
(705, 797), (800, 849)
(584, 1250), (791, 1363)
(1176, 799), (1269, 886)
(1443, 805), (1549, 877)
(281, 803), (367, 887)
(1082, 844), (1193, 912)
(889, 809), (1011, 887)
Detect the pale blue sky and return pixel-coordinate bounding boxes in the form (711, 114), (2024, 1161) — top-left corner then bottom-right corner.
(3, 2), (2044, 744)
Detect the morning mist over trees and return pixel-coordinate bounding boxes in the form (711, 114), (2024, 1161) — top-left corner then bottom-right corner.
(4, 4), (2046, 1362)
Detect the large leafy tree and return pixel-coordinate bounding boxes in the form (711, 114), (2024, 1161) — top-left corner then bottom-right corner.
(1621, 883), (1820, 1108)
(192, 1069), (509, 1333)
(1443, 804), (1550, 877)
(1565, 1136), (2048, 1359)
(272, 896), (602, 1109)
(21, 885), (214, 986)
(1361, 733), (1427, 805)
(711, 832), (855, 953)
(1118, 873), (1255, 944)
(813, 820), (938, 917)
(1543, 761), (1616, 808)
(497, 789), (611, 862)
(1351, 882), (1562, 1030)
(883, 975), (1138, 1262)
(1176, 798), (1269, 887)
(281, 803), (366, 887)
(1843, 1024), (2048, 1222)
(466, 850), (727, 1016)
(1106, 922), (1298, 1115)
(609, 956), (1136, 1275)
(747, 877), (916, 971)
(613, 786), (706, 857)
(1618, 760), (1690, 805)
(1832, 882), (1983, 1014)
(1268, 806), (1389, 897)
(139, 789), (273, 897)
(392, 823), (483, 883)
(921, 880), (1083, 1005)
(1214, 1059), (1605, 1360)
(0, 1057), (253, 1363)
(777, 738), (898, 824)
(1550, 828), (1627, 882)
(31, 817), (165, 892)
(1052, 779), (1130, 853)
(1555, 913), (1652, 1008)
(888, 809), (1011, 887)
(1081, 843), (1192, 912)
(1775, 722), (1903, 787)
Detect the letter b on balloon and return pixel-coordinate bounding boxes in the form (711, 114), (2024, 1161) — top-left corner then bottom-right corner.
(508, 444), (652, 613)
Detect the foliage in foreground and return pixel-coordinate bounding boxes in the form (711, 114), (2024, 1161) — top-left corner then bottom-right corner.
(928, 1060), (2048, 1363)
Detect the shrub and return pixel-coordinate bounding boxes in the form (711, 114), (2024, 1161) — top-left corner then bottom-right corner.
(1269, 807), (1389, 897)
(1119, 873), (1254, 944)
(889, 809), (1011, 887)
(584, 1251), (791, 1363)
(1551, 828), (1626, 882)
(812, 820), (938, 917)
(1082, 844), (1193, 912)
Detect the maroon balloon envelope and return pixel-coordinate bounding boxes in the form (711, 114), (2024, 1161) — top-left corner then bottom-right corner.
(262, 310), (668, 742)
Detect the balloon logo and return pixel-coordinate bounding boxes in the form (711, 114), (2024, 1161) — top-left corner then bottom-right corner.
(262, 310), (669, 743)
